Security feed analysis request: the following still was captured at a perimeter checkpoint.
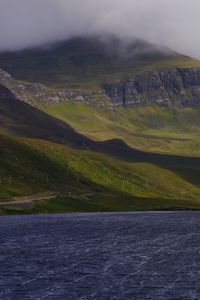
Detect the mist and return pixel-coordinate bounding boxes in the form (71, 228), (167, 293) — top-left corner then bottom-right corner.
(0, 0), (200, 58)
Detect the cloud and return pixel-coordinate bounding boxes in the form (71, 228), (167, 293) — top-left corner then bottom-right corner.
(0, 0), (200, 58)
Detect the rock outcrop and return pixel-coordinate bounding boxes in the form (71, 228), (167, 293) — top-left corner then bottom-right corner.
(0, 69), (109, 107)
(1, 67), (200, 109)
(103, 68), (200, 108)
(0, 68), (72, 105)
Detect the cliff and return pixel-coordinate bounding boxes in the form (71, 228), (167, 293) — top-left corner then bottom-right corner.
(0, 68), (109, 107)
(1, 67), (200, 109)
(103, 68), (200, 108)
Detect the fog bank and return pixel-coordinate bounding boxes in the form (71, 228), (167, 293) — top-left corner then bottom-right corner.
(0, 0), (200, 58)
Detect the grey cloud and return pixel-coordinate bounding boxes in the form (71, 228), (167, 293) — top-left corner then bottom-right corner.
(0, 0), (200, 58)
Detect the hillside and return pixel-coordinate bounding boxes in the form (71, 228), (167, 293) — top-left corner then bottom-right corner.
(1, 82), (199, 164)
(0, 37), (200, 214)
(1, 69), (200, 156)
(0, 83), (96, 149)
(1, 134), (200, 215)
(0, 134), (89, 200)
(0, 83), (200, 214)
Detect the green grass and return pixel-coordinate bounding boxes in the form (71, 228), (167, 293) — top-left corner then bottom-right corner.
(33, 139), (200, 197)
(39, 101), (200, 156)
(1, 134), (200, 215)
(0, 134), (97, 200)
(19, 138), (200, 197)
(3, 75), (200, 156)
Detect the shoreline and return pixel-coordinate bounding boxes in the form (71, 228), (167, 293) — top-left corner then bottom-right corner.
(1, 208), (200, 218)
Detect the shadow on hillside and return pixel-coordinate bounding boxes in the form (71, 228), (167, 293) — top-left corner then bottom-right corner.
(1, 83), (199, 188)
(99, 139), (200, 187)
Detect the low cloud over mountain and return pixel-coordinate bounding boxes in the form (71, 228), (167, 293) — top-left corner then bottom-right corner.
(0, 0), (200, 58)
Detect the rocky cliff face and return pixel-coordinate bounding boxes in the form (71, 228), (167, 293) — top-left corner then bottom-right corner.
(1, 67), (200, 109)
(103, 68), (200, 108)
(0, 69), (109, 107)
(0, 68), (74, 105)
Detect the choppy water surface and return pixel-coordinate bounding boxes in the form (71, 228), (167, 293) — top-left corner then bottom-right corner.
(1, 212), (200, 300)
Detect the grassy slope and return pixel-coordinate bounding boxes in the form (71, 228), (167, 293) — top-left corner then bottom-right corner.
(1, 135), (200, 215)
(0, 134), (93, 199)
(39, 101), (200, 156)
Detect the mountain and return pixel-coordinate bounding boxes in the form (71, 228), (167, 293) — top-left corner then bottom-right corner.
(1, 68), (200, 157)
(0, 36), (200, 112)
(1, 36), (200, 214)
(0, 83), (200, 208)
(0, 36), (199, 87)
(1, 82), (197, 163)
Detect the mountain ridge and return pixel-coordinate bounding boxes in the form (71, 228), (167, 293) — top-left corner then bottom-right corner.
(0, 36), (199, 87)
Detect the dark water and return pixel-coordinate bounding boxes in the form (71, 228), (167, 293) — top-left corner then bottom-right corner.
(1, 212), (200, 300)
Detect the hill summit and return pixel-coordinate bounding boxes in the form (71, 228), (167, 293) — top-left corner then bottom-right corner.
(0, 35), (194, 86)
